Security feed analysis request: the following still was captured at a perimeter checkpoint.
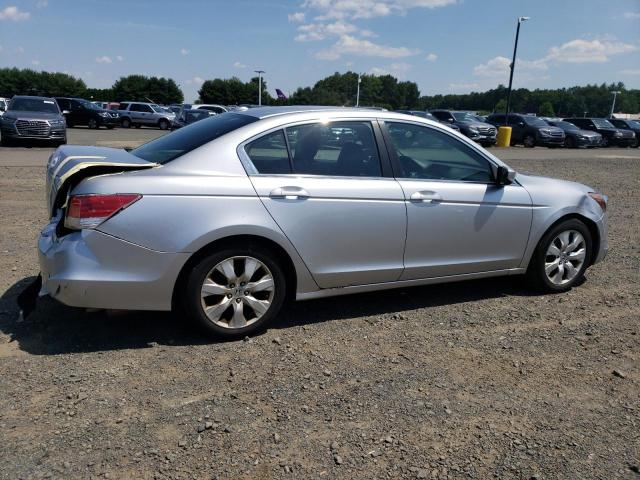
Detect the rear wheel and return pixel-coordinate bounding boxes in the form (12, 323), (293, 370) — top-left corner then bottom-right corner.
(526, 219), (592, 292)
(121, 117), (131, 128)
(183, 246), (286, 339)
(564, 136), (577, 149)
(523, 135), (536, 148)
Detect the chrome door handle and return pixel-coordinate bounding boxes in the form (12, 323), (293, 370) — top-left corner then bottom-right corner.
(410, 191), (442, 203)
(269, 186), (310, 200)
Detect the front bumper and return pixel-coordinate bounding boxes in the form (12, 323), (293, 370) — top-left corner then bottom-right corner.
(98, 115), (119, 127)
(576, 136), (602, 147)
(1, 124), (66, 140)
(537, 136), (565, 146)
(38, 219), (189, 311)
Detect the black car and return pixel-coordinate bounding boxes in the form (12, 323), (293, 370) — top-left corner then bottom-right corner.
(546, 120), (602, 148)
(486, 113), (564, 147)
(0, 95), (67, 146)
(171, 109), (215, 130)
(608, 118), (640, 148)
(430, 110), (497, 146)
(395, 110), (461, 132)
(563, 118), (636, 147)
(55, 97), (119, 129)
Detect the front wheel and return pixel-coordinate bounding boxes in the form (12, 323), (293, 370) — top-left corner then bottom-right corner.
(121, 117), (131, 128)
(183, 246), (287, 339)
(526, 219), (592, 292)
(88, 118), (98, 129)
(158, 119), (169, 130)
(564, 136), (576, 149)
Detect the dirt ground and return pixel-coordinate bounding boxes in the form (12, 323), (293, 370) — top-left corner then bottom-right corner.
(0, 133), (638, 480)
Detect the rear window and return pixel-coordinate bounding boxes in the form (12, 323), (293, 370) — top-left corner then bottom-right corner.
(132, 113), (258, 164)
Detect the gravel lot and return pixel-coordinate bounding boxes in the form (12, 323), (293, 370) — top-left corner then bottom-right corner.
(0, 129), (638, 480)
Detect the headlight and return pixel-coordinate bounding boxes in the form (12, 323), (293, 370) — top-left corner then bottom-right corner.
(539, 129), (551, 136)
(613, 131), (623, 137)
(49, 119), (65, 127)
(99, 112), (109, 117)
(468, 127), (479, 133)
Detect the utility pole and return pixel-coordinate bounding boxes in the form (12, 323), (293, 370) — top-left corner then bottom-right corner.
(609, 90), (621, 118)
(356, 74), (361, 107)
(254, 70), (265, 106)
(505, 16), (530, 125)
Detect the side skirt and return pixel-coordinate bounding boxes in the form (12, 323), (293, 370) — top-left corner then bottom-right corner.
(295, 268), (526, 301)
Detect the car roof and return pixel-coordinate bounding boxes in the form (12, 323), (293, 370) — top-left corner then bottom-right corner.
(11, 95), (55, 101)
(235, 105), (398, 120)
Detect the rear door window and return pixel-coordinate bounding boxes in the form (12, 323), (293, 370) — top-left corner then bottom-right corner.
(245, 130), (291, 174)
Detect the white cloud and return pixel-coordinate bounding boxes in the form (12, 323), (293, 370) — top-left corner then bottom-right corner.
(620, 68), (640, 75)
(31, 59), (40, 66)
(16, 46), (24, 54)
(0, 6), (30, 21)
(316, 34), (418, 60)
(288, 11), (305, 22)
(116, 55), (124, 61)
(369, 62), (411, 78)
(623, 12), (640, 19)
(473, 55), (548, 78)
(180, 48), (190, 56)
(545, 38), (637, 64)
(426, 53), (437, 62)
(233, 61), (246, 68)
(295, 21), (358, 42)
(302, 0), (456, 20)
(95, 55), (112, 64)
(185, 76), (205, 85)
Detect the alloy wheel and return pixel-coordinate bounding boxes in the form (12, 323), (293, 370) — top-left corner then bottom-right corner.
(544, 230), (586, 286)
(200, 256), (275, 329)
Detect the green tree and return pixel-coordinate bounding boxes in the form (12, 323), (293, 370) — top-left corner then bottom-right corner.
(111, 75), (183, 104)
(538, 101), (555, 117)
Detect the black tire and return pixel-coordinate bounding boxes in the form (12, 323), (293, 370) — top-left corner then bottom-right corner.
(66, 121), (74, 128)
(526, 219), (593, 293)
(88, 118), (98, 129)
(135, 124), (141, 129)
(121, 117), (131, 128)
(632, 137), (639, 148)
(106, 126), (115, 130)
(564, 136), (577, 149)
(158, 119), (169, 130)
(523, 135), (536, 148)
(601, 136), (609, 147)
(182, 244), (287, 339)
(1, 136), (14, 147)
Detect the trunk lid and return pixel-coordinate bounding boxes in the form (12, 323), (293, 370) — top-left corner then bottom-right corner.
(46, 145), (157, 217)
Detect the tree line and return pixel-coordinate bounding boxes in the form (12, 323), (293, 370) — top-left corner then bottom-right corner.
(1, 67), (638, 117)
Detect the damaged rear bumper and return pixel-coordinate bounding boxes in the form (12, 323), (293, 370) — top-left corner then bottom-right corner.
(38, 219), (189, 311)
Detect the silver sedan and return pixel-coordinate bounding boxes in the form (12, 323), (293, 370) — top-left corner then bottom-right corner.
(38, 107), (608, 338)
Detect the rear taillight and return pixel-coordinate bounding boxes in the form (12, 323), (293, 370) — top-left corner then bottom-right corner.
(65, 194), (141, 230)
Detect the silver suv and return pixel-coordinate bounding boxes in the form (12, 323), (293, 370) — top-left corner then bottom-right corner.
(117, 102), (175, 130)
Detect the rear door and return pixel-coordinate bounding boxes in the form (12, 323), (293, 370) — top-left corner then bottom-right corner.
(242, 120), (407, 288)
(381, 120), (532, 279)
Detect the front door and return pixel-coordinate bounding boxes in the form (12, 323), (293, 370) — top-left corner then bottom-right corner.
(382, 120), (532, 280)
(243, 120), (407, 288)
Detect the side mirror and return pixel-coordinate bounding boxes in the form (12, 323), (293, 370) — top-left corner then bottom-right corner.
(496, 165), (516, 185)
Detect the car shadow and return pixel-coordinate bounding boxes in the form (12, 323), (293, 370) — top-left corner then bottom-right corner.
(1, 274), (548, 356)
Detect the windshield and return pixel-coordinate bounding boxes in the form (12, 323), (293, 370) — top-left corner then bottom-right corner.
(132, 113), (258, 164)
(522, 116), (548, 127)
(78, 99), (100, 110)
(151, 104), (165, 113)
(9, 97), (60, 114)
(592, 118), (615, 128)
(452, 112), (476, 122)
(555, 121), (578, 130)
(630, 120), (640, 128)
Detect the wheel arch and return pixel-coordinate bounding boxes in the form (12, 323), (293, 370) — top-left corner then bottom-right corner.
(171, 234), (298, 311)
(524, 213), (600, 270)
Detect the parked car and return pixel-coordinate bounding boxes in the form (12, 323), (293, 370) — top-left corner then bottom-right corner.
(36, 107), (608, 338)
(395, 110), (461, 131)
(545, 120), (602, 148)
(55, 97), (119, 129)
(191, 104), (227, 114)
(430, 110), (497, 147)
(608, 118), (640, 147)
(563, 118), (635, 147)
(92, 101), (109, 110)
(0, 97), (8, 116)
(117, 102), (175, 130)
(0, 95), (66, 146)
(171, 109), (215, 130)
(486, 113), (565, 147)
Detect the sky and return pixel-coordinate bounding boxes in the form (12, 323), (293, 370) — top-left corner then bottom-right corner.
(0, 0), (639, 102)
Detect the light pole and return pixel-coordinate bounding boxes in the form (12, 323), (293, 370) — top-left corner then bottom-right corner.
(356, 73), (361, 107)
(609, 90), (621, 118)
(254, 70), (265, 106)
(504, 16), (530, 125)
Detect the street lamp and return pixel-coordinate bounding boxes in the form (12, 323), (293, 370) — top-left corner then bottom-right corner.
(254, 70), (265, 106)
(609, 90), (621, 118)
(504, 16), (530, 125)
(356, 73), (362, 107)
